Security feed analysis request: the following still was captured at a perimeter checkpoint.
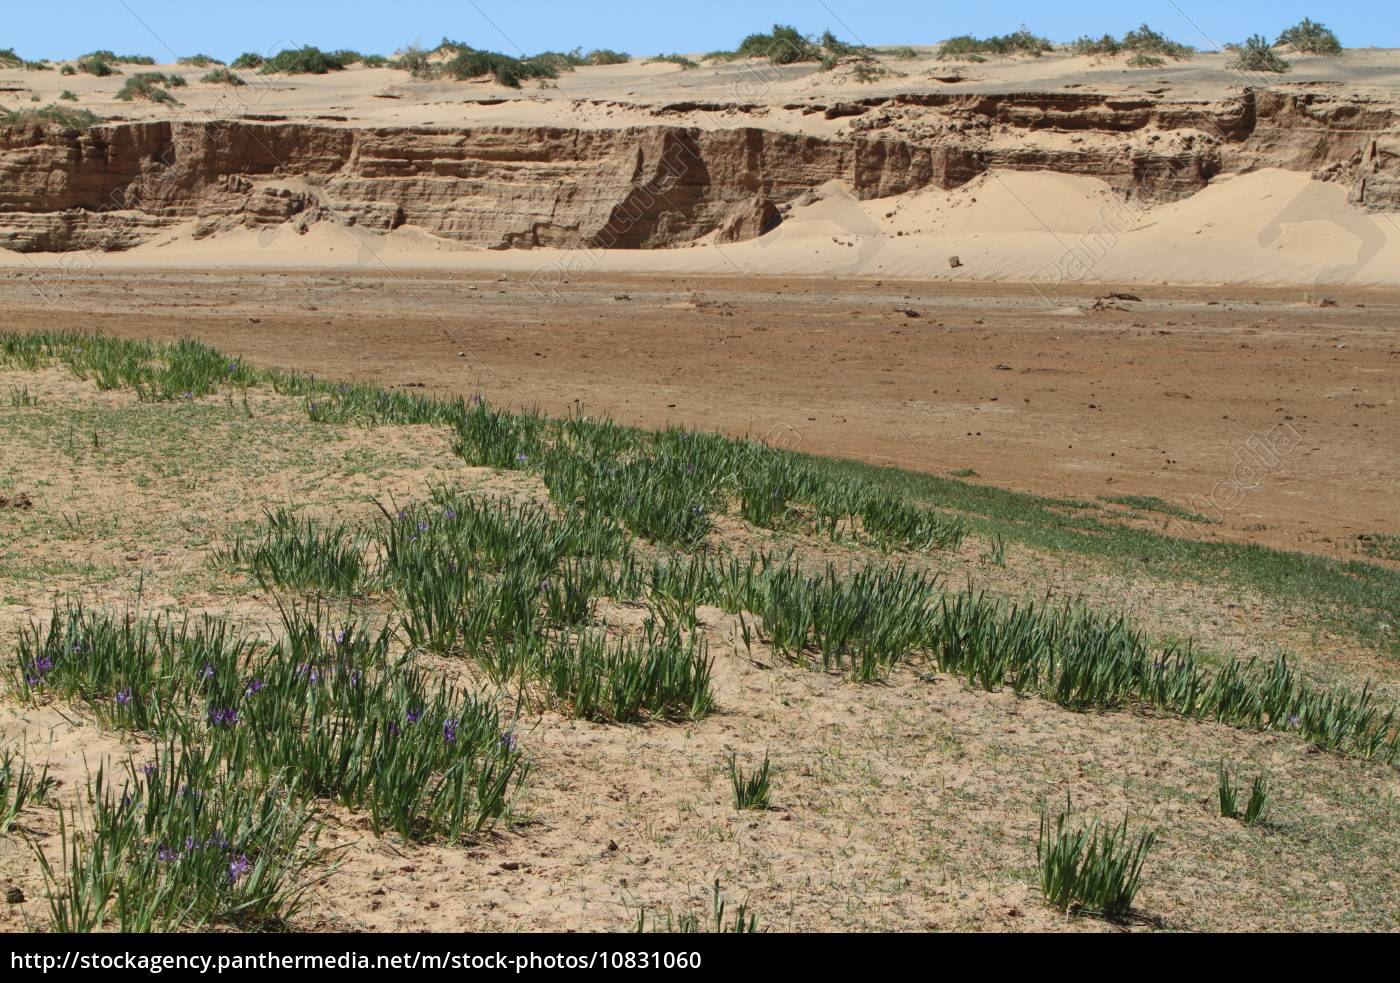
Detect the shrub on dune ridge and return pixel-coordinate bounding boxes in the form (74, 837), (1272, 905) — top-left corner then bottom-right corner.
(201, 68), (246, 86)
(1277, 18), (1342, 55)
(258, 46), (348, 75)
(1229, 35), (1292, 73)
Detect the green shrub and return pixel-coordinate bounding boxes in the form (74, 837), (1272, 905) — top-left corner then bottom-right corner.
(940, 28), (1052, 60)
(441, 48), (558, 87)
(201, 68), (246, 86)
(75, 56), (120, 77)
(0, 104), (103, 129)
(59, 90), (78, 101)
(1229, 35), (1291, 73)
(178, 54), (222, 67)
(736, 24), (822, 64)
(586, 48), (630, 65)
(643, 53), (698, 69)
(115, 73), (181, 104)
(1277, 18), (1342, 55)
(258, 46), (348, 75)
(1038, 800), (1156, 918)
(1122, 24), (1193, 58)
(230, 52), (264, 70)
(359, 54), (389, 67)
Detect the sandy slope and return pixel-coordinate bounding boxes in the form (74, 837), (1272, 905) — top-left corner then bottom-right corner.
(5, 168), (1397, 289)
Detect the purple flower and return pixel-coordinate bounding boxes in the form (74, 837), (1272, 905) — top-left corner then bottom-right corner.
(515, 453), (529, 466)
(333, 629), (347, 645)
(157, 844), (177, 862)
(209, 706), (238, 727)
(35, 655), (54, 674)
(228, 853), (251, 884)
(244, 678), (264, 697)
(443, 719), (458, 745)
(443, 509), (456, 520)
(141, 761), (158, 778)
(499, 731), (517, 753)
(115, 688), (132, 706)
(202, 662), (216, 680)
(1288, 714), (1301, 728)
(406, 708), (421, 725)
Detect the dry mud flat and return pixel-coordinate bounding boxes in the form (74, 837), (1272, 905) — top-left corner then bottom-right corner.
(0, 269), (1394, 562)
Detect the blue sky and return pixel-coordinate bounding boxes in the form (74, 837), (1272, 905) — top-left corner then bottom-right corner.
(5, 2), (1395, 62)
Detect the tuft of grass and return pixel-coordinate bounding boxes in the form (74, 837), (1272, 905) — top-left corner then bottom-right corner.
(1038, 799), (1156, 919)
(1101, 494), (1219, 525)
(216, 508), (373, 595)
(1219, 763), (1270, 824)
(729, 751), (772, 810)
(634, 879), (761, 932)
(1, 743), (54, 835)
(1229, 35), (1292, 73)
(178, 54), (223, 67)
(1277, 18), (1342, 55)
(1357, 532), (1400, 563)
(537, 625), (714, 723)
(36, 747), (322, 932)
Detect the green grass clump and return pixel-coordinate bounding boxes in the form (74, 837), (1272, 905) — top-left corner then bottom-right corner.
(1229, 35), (1292, 73)
(537, 625), (714, 723)
(586, 49), (630, 65)
(1, 743), (53, 835)
(201, 68), (246, 86)
(729, 752), (771, 810)
(1218, 763), (1270, 824)
(58, 89), (78, 101)
(634, 880), (761, 932)
(178, 54), (222, 67)
(114, 73), (183, 103)
(37, 746), (321, 932)
(1357, 533), (1400, 562)
(1038, 800), (1156, 918)
(217, 508), (373, 595)
(644, 53), (699, 69)
(1127, 53), (1166, 68)
(229, 52), (264, 70)
(258, 46), (348, 75)
(1277, 18), (1342, 55)
(1101, 494), (1219, 524)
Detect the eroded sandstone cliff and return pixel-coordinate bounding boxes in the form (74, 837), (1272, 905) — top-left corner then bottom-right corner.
(0, 87), (1394, 253)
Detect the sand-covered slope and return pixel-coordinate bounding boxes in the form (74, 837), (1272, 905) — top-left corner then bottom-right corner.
(2, 48), (1398, 286)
